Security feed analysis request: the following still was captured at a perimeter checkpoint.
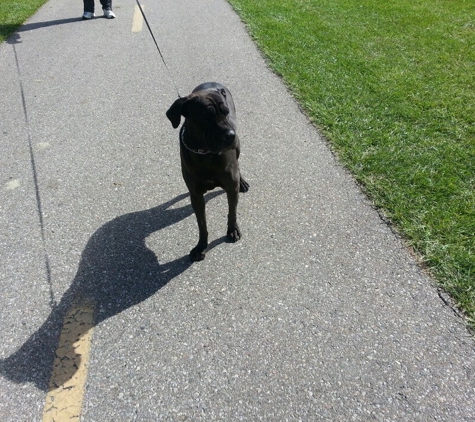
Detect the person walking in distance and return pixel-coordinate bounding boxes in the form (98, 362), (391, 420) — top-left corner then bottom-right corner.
(82, 0), (115, 19)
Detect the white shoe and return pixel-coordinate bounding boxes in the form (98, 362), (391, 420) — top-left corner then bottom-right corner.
(103, 9), (116, 19)
(82, 11), (95, 19)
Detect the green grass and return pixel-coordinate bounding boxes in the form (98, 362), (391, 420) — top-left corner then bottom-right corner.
(228, 0), (475, 324)
(0, 0), (49, 44)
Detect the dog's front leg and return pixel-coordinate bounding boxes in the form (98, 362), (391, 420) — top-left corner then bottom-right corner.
(189, 193), (208, 261)
(226, 188), (241, 242)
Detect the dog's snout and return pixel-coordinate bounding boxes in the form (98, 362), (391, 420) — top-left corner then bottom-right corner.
(225, 129), (236, 142)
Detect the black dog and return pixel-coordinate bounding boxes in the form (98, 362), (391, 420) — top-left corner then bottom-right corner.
(166, 82), (249, 261)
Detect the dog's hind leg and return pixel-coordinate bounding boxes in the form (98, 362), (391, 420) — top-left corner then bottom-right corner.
(189, 193), (208, 261)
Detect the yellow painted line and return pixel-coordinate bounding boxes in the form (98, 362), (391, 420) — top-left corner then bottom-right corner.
(132, 4), (144, 33)
(42, 302), (94, 422)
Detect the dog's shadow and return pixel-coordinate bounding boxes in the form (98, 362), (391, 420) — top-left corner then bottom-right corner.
(0, 191), (224, 391)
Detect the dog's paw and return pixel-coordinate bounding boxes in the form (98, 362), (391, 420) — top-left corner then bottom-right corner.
(227, 224), (242, 242)
(190, 245), (206, 262)
(239, 177), (250, 193)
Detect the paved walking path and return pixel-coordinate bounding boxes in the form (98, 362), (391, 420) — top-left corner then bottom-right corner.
(1, 0), (474, 420)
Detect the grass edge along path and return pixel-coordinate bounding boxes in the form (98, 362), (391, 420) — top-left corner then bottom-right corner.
(0, 0), (49, 44)
(227, 0), (475, 328)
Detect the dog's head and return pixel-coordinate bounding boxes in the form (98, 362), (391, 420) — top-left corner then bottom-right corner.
(166, 88), (237, 153)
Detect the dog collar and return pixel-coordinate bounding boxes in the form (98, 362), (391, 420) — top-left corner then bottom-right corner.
(180, 127), (210, 155)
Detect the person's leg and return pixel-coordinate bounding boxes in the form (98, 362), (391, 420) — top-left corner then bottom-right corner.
(100, 0), (112, 10)
(83, 0), (94, 13)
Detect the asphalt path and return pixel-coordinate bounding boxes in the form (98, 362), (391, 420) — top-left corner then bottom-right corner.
(1, 0), (474, 420)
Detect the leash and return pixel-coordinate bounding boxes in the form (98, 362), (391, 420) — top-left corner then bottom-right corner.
(135, 0), (181, 98)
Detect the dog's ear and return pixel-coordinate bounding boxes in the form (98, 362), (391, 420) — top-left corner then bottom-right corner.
(166, 96), (187, 129)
